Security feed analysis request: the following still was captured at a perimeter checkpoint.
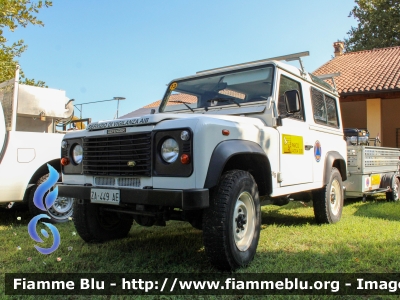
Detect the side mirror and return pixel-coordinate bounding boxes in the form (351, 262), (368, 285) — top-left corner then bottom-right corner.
(284, 90), (301, 113)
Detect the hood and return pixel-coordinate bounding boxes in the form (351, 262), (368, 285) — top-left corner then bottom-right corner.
(86, 113), (266, 131)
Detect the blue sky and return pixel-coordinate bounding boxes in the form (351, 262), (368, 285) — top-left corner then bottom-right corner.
(4, 0), (357, 122)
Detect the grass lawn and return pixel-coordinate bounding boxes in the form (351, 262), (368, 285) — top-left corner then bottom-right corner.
(0, 196), (399, 299)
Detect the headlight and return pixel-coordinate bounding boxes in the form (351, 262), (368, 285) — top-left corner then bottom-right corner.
(71, 144), (83, 164)
(161, 138), (179, 163)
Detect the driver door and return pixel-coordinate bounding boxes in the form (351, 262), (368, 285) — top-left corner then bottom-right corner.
(276, 73), (313, 186)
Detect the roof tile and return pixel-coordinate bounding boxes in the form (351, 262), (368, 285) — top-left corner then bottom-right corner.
(314, 46), (400, 94)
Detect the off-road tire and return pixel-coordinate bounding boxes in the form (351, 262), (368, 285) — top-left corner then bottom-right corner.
(203, 170), (261, 271)
(386, 177), (400, 202)
(73, 200), (133, 242)
(28, 173), (74, 223)
(312, 167), (344, 224)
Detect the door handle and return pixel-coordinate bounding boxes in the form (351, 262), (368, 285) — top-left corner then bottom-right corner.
(305, 145), (313, 150)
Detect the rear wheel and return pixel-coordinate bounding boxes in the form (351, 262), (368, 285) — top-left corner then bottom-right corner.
(28, 173), (74, 223)
(73, 200), (133, 242)
(203, 170), (261, 270)
(312, 167), (344, 224)
(386, 177), (400, 202)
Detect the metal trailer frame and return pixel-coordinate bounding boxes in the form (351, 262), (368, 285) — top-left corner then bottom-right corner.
(344, 145), (400, 201)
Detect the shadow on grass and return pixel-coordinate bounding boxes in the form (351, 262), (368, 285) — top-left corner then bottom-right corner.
(3, 204), (400, 275)
(48, 219), (400, 274)
(0, 206), (31, 226)
(72, 222), (215, 273)
(344, 194), (388, 206)
(252, 239), (400, 273)
(261, 211), (315, 226)
(344, 197), (363, 206)
(353, 201), (400, 222)
(261, 201), (316, 227)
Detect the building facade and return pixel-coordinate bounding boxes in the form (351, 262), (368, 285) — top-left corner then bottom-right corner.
(314, 43), (400, 148)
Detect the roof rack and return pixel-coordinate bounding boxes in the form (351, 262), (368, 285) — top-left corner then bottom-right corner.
(197, 51), (310, 75)
(315, 72), (340, 92)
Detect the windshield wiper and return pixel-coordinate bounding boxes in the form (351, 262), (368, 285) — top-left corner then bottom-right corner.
(207, 97), (241, 108)
(170, 100), (194, 112)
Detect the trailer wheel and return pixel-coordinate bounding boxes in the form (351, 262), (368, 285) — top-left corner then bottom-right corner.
(312, 167), (344, 224)
(28, 173), (74, 223)
(203, 170), (261, 271)
(386, 177), (400, 202)
(73, 200), (133, 242)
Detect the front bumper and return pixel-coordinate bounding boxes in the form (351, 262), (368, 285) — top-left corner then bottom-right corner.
(57, 184), (209, 210)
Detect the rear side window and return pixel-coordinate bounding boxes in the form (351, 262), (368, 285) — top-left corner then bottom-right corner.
(311, 87), (339, 127)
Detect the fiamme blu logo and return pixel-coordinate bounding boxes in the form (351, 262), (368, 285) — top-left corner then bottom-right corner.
(27, 164), (61, 254)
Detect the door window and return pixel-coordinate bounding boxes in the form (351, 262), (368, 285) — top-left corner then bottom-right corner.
(278, 75), (304, 121)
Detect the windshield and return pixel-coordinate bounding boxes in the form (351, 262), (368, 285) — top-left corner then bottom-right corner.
(159, 66), (274, 113)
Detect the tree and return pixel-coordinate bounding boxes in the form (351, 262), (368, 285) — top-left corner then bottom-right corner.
(0, 0), (52, 84)
(344, 0), (400, 52)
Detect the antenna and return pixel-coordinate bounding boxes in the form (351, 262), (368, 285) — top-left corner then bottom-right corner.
(197, 51), (310, 75)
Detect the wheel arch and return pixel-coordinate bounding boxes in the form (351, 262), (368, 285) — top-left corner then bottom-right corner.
(204, 140), (272, 196)
(323, 151), (347, 185)
(23, 159), (61, 203)
(28, 159), (61, 184)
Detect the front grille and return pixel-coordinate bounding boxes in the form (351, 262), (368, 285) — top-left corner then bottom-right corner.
(83, 132), (152, 176)
(94, 177), (116, 186)
(118, 178), (141, 187)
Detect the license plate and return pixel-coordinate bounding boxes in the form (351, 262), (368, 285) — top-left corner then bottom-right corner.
(90, 188), (120, 205)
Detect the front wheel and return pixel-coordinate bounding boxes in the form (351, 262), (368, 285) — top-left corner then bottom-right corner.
(312, 167), (344, 224)
(203, 170), (261, 271)
(73, 201), (133, 243)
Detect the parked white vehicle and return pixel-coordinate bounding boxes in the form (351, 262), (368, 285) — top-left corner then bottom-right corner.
(58, 52), (357, 270)
(0, 67), (75, 222)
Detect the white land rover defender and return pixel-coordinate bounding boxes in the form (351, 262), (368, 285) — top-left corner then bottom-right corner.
(58, 52), (347, 270)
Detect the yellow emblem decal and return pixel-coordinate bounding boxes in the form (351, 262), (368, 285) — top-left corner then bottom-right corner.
(282, 134), (304, 155)
(169, 82), (178, 91)
(371, 174), (381, 186)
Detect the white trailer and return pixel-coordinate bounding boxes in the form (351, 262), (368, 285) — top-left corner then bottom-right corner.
(0, 67), (75, 222)
(345, 144), (400, 202)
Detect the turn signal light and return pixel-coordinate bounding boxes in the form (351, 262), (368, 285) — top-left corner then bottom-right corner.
(181, 154), (190, 164)
(222, 129), (230, 136)
(61, 157), (70, 166)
